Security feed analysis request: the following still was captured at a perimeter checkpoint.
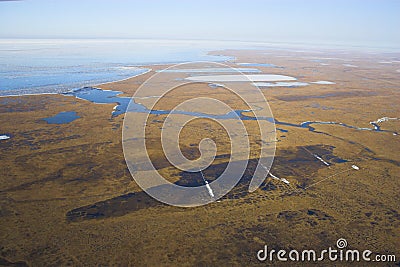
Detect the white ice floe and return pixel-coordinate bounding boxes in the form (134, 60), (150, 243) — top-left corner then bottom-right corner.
(236, 63), (277, 67)
(117, 66), (143, 70)
(343, 64), (358, 68)
(158, 68), (260, 73)
(320, 63), (330, 66)
(253, 82), (309, 87)
(311, 81), (336, 85)
(352, 165), (360, 170)
(185, 74), (296, 82)
(0, 134), (10, 140)
(0, 92), (58, 98)
(208, 83), (225, 88)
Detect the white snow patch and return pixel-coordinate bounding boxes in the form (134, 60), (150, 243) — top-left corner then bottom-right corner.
(269, 173), (290, 185)
(158, 68), (260, 73)
(185, 74), (296, 82)
(0, 134), (10, 140)
(253, 82), (309, 87)
(343, 64), (358, 68)
(208, 83), (225, 88)
(352, 165), (360, 170)
(117, 66), (143, 70)
(311, 81), (336, 85)
(370, 117), (399, 124)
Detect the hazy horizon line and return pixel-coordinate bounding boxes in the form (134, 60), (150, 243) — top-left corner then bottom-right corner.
(0, 37), (399, 52)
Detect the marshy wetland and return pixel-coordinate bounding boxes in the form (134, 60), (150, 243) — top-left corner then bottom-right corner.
(0, 48), (399, 266)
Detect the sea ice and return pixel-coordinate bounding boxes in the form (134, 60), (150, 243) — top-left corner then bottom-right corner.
(311, 81), (336, 85)
(185, 74), (296, 82)
(253, 82), (308, 87)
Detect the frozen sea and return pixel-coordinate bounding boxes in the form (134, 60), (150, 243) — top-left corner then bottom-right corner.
(0, 39), (239, 96)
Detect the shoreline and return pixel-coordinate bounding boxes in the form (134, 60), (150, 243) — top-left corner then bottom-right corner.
(0, 51), (233, 98)
(0, 50), (234, 98)
(0, 92), (60, 98)
(0, 68), (152, 98)
(94, 68), (152, 87)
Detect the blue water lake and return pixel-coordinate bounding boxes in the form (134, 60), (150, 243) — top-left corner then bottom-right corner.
(65, 87), (258, 119)
(64, 87), (396, 136)
(42, 111), (80, 124)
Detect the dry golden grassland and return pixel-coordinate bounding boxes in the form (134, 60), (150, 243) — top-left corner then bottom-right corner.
(0, 49), (399, 266)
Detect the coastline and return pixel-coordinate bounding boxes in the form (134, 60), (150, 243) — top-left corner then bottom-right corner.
(0, 92), (59, 98)
(93, 68), (152, 87)
(0, 53), (232, 98)
(0, 68), (152, 98)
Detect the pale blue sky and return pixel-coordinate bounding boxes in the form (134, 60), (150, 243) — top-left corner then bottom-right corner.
(0, 0), (399, 48)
